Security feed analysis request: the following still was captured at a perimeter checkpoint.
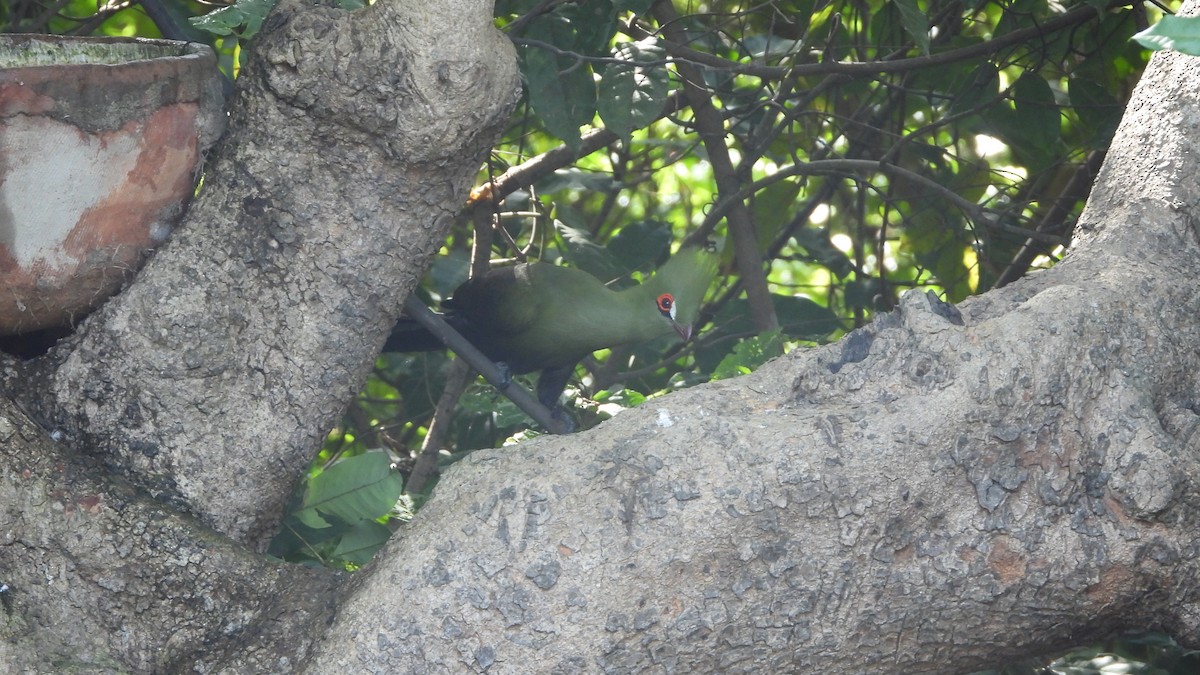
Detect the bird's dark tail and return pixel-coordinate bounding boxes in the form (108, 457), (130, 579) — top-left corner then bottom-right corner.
(383, 315), (450, 353)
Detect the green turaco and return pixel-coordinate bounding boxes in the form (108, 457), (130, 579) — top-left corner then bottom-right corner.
(385, 248), (717, 410)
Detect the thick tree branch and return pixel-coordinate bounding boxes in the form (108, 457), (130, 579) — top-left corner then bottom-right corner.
(298, 22), (1200, 675)
(30, 0), (520, 546)
(0, 398), (339, 671)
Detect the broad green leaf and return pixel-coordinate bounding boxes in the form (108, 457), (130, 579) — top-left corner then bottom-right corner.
(700, 295), (840, 374)
(901, 211), (974, 301)
(189, 0), (275, 38)
(712, 329), (785, 380)
(332, 522), (394, 566)
(794, 227), (855, 278)
(893, 0), (931, 55)
(267, 515), (343, 560)
(559, 0), (620, 57)
(295, 504), (331, 530)
(751, 34), (804, 58)
(948, 62), (1000, 117)
(597, 41), (671, 141)
(607, 220), (673, 274)
(426, 248), (471, 299)
(593, 388), (648, 408)
(517, 3), (618, 147)
(844, 278), (884, 311)
(1068, 78), (1121, 148)
(1134, 15), (1200, 55)
(612, 0), (655, 13)
(459, 387), (530, 428)
(1013, 73), (1059, 146)
(296, 452), (402, 529)
(983, 72), (1059, 171)
(536, 168), (619, 194)
(553, 221), (625, 281)
(496, 0), (548, 16)
(772, 295), (843, 340)
(752, 180), (803, 251)
(994, 0), (1042, 35)
(521, 47), (597, 149)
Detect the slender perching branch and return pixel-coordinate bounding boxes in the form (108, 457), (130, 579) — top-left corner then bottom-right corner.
(400, 296), (572, 436)
(407, 209), (506, 493)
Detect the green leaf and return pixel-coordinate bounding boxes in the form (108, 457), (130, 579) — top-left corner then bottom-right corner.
(844, 278), (884, 311)
(1068, 77), (1121, 148)
(901, 211), (974, 301)
(592, 387), (648, 412)
(597, 40), (671, 141)
(332, 522), (394, 566)
(1013, 72), (1059, 143)
(794, 227), (854, 278)
(553, 221), (625, 281)
(519, 7), (614, 147)
(536, 168), (619, 194)
(425, 248), (471, 299)
(892, 0), (931, 55)
(699, 295), (840, 373)
(712, 329), (785, 380)
(948, 62), (999, 117)
(607, 220), (673, 274)
(189, 0), (276, 38)
(522, 47), (597, 149)
(460, 386), (532, 428)
(752, 180), (803, 252)
(295, 504), (331, 530)
(496, 0), (548, 16)
(983, 72), (1059, 171)
(559, 0), (620, 56)
(1134, 15), (1200, 55)
(296, 452), (402, 529)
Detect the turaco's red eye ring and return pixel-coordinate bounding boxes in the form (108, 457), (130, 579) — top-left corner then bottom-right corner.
(656, 293), (675, 319)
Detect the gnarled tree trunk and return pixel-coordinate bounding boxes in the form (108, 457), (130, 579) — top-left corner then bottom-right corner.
(27, 0), (519, 546)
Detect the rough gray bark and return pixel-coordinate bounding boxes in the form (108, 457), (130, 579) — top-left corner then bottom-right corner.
(28, 0), (519, 546)
(298, 30), (1200, 675)
(2, 0), (1200, 673)
(0, 396), (340, 672)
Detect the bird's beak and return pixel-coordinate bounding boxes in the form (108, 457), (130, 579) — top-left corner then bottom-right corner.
(672, 321), (694, 342)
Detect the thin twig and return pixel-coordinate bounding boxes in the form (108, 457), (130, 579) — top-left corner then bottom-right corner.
(401, 296), (571, 435)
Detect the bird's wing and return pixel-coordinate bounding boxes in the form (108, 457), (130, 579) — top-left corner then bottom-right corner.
(444, 265), (542, 338)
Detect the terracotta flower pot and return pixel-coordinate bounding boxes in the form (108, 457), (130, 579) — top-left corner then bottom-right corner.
(0, 34), (225, 335)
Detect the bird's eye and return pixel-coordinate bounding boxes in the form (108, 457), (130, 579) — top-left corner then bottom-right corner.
(656, 293), (676, 320)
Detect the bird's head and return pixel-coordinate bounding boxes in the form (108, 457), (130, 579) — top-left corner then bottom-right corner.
(645, 248), (717, 342)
